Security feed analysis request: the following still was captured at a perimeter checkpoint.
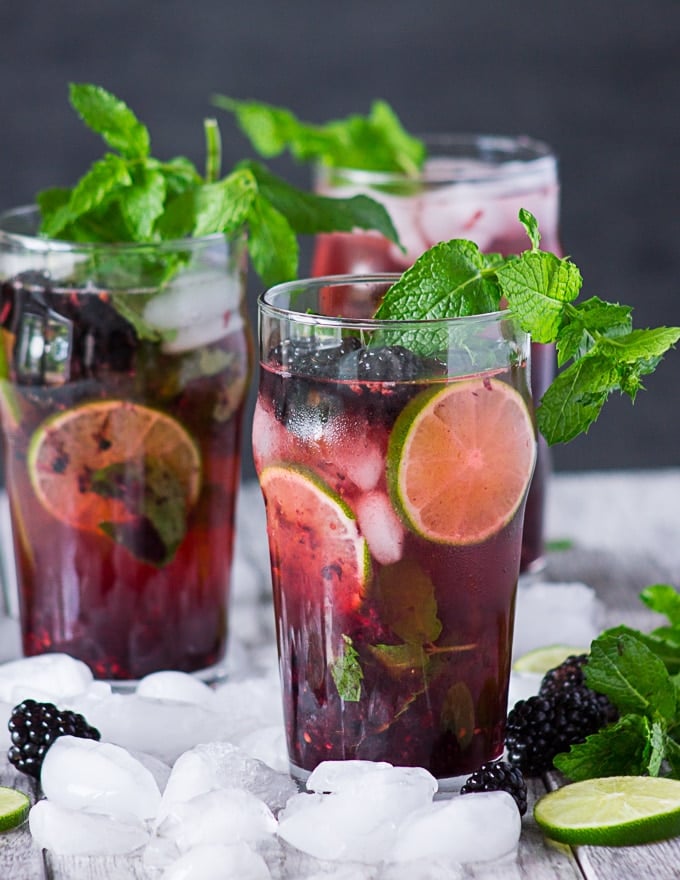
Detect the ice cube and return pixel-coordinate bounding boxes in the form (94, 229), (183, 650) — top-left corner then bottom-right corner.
(212, 674), (285, 743)
(143, 271), (241, 329)
(156, 787), (277, 851)
(378, 860), (463, 879)
(29, 799), (149, 856)
(86, 693), (222, 764)
(136, 671), (217, 709)
(513, 581), (604, 659)
(0, 653), (93, 703)
(159, 842), (271, 880)
(391, 791), (521, 864)
(40, 735), (162, 822)
(157, 741), (298, 826)
(238, 724), (289, 773)
(355, 492), (405, 565)
(279, 763), (438, 863)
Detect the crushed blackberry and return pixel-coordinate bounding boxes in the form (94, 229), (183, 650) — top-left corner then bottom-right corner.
(460, 761), (528, 815)
(505, 690), (606, 776)
(539, 654), (618, 723)
(8, 698), (101, 779)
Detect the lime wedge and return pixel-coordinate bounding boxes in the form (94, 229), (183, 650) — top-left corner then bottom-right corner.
(534, 777), (680, 846)
(0, 786), (30, 832)
(513, 645), (588, 676)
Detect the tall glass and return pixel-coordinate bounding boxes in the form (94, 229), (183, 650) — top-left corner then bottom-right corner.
(0, 207), (251, 682)
(312, 134), (559, 573)
(253, 275), (536, 782)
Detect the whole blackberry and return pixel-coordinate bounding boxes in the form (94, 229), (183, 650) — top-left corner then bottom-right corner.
(8, 699), (101, 779)
(505, 689), (606, 776)
(539, 654), (618, 723)
(337, 345), (434, 381)
(460, 760), (528, 815)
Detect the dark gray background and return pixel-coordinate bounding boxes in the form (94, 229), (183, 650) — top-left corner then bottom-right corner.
(1, 2), (678, 479)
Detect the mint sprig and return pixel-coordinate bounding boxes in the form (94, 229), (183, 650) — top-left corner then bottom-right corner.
(551, 586), (680, 782)
(374, 209), (680, 445)
(212, 95), (426, 174)
(36, 84), (401, 289)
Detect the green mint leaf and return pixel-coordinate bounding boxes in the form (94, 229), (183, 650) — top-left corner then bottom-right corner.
(119, 166), (167, 239)
(641, 584), (680, 626)
(193, 169), (257, 237)
(604, 624), (680, 676)
(518, 207), (541, 249)
(554, 714), (656, 781)
(495, 250), (582, 343)
(92, 457), (188, 566)
(586, 630), (676, 720)
(368, 643), (429, 676)
(556, 296), (632, 367)
(40, 153), (132, 238)
(240, 160), (400, 245)
(536, 351), (620, 444)
(649, 719), (667, 777)
(664, 735), (680, 779)
(69, 83), (150, 159)
(374, 559), (442, 645)
(375, 240), (501, 318)
(246, 192), (299, 286)
(330, 634), (363, 701)
(214, 96), (425, 173)
(595, 327), (680, 376)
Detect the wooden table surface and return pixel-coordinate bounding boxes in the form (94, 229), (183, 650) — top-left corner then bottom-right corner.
(1, 470), (679, 879)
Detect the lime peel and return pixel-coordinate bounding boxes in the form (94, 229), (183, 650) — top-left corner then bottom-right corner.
(0, 786), (30, 832)
(534, 776), (680, 846)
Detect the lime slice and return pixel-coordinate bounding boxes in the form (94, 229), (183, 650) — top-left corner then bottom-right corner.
(27, 400), (201, 531)
(388, 378), (536, 545)
(513, 645), (589, 676)
(258, 465), (370, 612)
(534, 777), (680, 846)
(0, 786), (30, 832)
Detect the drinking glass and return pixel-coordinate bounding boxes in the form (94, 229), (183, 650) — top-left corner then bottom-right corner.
(312, 134), (560, 573)
(253, 275), (536, 782)
(0, 206), (251, 682)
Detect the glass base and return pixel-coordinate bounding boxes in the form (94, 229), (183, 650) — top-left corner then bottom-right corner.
(106, 658), (231, 693)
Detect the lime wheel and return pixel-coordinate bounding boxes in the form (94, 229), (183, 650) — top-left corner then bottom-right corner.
(388, 377), (536, 545)
(27, 400), (201, 531)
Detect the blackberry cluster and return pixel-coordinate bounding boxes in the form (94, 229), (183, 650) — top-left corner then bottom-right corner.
(460, 760), (528, 815)
(539, 653), (618, 723)
(8, 699), (101, 779)
(505, 689), (606, 776)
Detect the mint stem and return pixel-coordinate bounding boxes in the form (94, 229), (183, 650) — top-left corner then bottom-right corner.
(204, 118), (221, 183)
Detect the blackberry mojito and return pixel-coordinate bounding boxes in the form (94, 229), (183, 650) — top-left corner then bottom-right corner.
(312, 135), (560, 572)
(0, 207), (251, 681)
(254, 276), (536, 780)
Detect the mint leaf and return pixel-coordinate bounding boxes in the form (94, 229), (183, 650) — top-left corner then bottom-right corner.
(69, 83), (150, 159)
(91, 457), (189, 566)
(536, 351), (620, 444)
(586, 630), (676, 720)
(331, 634), (363, 701)
(641, 584), (680, 626)
(368, 643), (429, 676)
(555, 296), (632, 366)
(518, 207), (541, 249)
(495, 251), (582, 343)
(119, 166), (167, 239)
(247, 193), (299, 286)
(441, 682), (475, 749)
(554, 714), (657, 781)
(213, 96), (425, 173)
(374, 559), (442, 645)
(193, 169), (257, 237)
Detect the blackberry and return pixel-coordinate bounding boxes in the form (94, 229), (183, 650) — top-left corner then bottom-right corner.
(8, 699), (101, 779)
(460, 761), (528, 815)
(337, 345), (435, 381)
(505, 690), (606, 776)
(539, 654), (618, 723)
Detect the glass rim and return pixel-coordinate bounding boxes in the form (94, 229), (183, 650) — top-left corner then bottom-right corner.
(0, 204), (235, 254)
(259, 273), (513, 331)
(317, 132), (558, 186)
